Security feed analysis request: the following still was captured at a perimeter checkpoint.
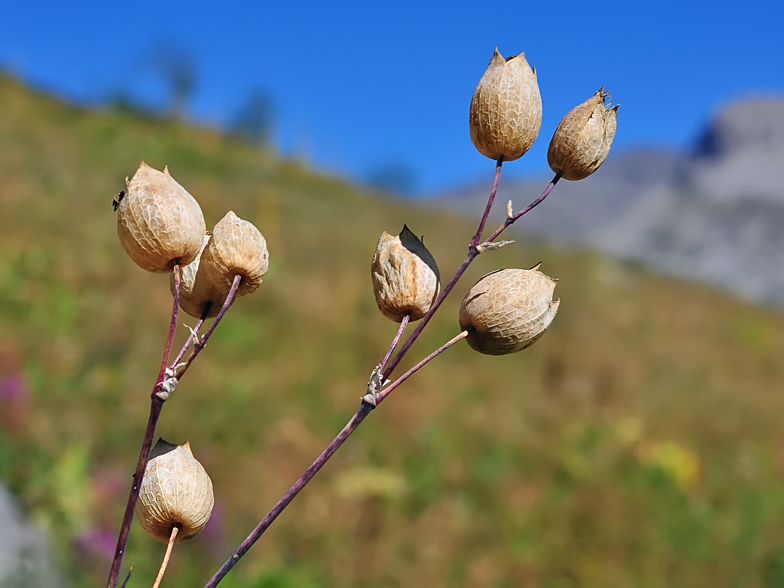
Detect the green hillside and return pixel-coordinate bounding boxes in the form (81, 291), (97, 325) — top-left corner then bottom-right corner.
(4, 74), (784, 588)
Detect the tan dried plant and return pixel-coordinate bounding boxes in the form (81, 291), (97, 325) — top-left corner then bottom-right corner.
(116, 162), (206, 273)
(459, 266), (560, 355)
(548, 87), (619, 181)
(469, 49), (542, 162)
(200, 211), (269, 298)
(371, 225), (440, 322)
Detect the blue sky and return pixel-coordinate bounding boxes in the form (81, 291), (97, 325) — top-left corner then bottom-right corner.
(2, 1), (782, 194)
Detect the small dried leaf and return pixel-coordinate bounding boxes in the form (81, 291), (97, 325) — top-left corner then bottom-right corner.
(200, 211), (269, 298)
(469, 49), (543, 162)
(136, 439), (214, 544)
(371, 225), (440, 322)
(116, 162), (206, 273)
(548, 87), (619, 181)
(459, 267), (559, 355)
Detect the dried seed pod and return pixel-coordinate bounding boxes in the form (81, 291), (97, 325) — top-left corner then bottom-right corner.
(200, 211), (269, 298)
(548, 87), (619, 181)
(116, 162), (206, 273)
(459, 266), (559, 355)
(371, 225), (440, 322)
(136, 439), (214, 544)
(170, 232), (227, 319)
(469, 49), (543, 162)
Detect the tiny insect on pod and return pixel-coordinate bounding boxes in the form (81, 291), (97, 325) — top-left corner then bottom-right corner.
(371, 225), (440, 322)
(135, 439), (214, 544)
(112, 190), (125, 211)
(459, 266), (559, 355)
(116, 162), (206, 273)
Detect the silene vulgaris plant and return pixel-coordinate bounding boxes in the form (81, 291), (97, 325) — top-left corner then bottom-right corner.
(105, 47), (618, 587)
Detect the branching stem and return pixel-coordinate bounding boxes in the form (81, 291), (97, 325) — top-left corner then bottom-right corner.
(106, 265), (182, 588)
(175, 275), (241, 380)
(202, 161), (563, 586)
(106, 273), (241, 588)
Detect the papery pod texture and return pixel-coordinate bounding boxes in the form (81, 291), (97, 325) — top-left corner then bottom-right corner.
(548, 87), (619, 181)
(135, 439), (214, 543)
(171, 232), (227, 319)
(469, 49), (543, 162)
(371, 225), (440, 322)
(116, 162), (206, 273)
(459, 267), (559, 355)
(201, 211), (269, 298)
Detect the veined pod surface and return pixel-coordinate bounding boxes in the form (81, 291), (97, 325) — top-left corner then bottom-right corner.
(371, 225), (440, 322)
(116, 162), (206, 273)
(459, 266), (559, 355)
(135, 439), (214, 543)
(200, 211), (269, 298)
(469, 49), (542, 162)
(548, 87), (619, 181)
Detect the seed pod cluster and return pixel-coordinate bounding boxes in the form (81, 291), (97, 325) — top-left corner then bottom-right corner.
(548, 87), (619, 181)
(371, 225), (440, 322)
(117, 162), (206, 273)
(136, 438), (214, 544)
(459, 266), (559, 355)
(469, 49), (542, 162)
(200, 211), (269, 298)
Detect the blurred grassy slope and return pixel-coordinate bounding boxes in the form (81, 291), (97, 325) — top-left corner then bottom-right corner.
(4, 74), (784, 588)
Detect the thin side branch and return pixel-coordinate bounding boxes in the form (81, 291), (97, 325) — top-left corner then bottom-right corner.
(152, 527), (179, 588)
(175, 275), (241, 380)
(379, 314), (410, 373)
(106, 265), (182, 588)
(200, 164), (562, 587)
(203, 402), (374, 587)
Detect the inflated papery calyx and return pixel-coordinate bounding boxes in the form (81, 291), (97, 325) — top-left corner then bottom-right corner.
(170, 232), (227, 319)
(469, 49), (542, 162)
(135, 439), (214, 543)
(548, 87), (619, 181)
(459, 266), (559, 355)
(371, 225), (440, 322)
(116, 162), (206, 273)
(200, 211), (269, 298)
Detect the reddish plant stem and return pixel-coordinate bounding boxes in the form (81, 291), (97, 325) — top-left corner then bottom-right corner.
(204, 329), (468, 587)
(175, 275), (241, 380)
(484, 172), (562, 244)
(471, 157), (504, 247)
(379, 314), (410, 373)
(119, 567), (132, 588)
(376, 330), (468, 405)
(157, 265), (181, 382)
(203, 402), (375, 587)
(381, 159), (504, 380)
(203, 165), (562, 586)
(106, 266), (182, 588)
(170, 312), (208, 369)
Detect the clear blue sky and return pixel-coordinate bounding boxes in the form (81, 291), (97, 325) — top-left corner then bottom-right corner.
(2, 1), (783, 194)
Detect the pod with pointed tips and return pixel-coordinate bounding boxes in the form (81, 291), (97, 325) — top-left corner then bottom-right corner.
(459, 266), (559, 355)
(116, 162), (206, 273)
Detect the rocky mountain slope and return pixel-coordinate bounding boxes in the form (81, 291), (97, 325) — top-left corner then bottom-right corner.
(433, 97), (784, 308)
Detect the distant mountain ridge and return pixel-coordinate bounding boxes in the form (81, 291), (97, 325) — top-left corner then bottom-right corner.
(431, 96), (784, 308)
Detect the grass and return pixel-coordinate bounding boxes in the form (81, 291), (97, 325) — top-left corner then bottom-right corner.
(3, 73), (784, 587)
